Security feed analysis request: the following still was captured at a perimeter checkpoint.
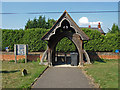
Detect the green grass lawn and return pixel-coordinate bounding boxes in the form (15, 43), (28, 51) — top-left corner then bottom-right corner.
(1, 61), (47, 88)
(84, 59), (118, 88)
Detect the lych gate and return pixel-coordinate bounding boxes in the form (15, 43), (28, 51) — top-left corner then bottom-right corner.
(41, 10), (90, 66)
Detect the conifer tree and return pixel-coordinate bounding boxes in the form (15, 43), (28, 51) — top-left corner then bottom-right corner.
(108, 23), (120, 33)
(38, 16), (42, 28)
(25, 16), (56, 30)
(33, 18), (38, 28)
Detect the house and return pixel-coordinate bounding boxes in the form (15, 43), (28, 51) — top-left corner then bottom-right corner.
(81, 22), (106, 35)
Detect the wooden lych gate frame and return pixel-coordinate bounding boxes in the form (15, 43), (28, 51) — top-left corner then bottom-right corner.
(41, 10), (91, 66)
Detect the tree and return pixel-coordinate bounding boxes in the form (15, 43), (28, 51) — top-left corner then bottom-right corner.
(108, 23), (120, 33)
(33, 18), (38, 28)
(42, 16), (46, 28)
(47, 18), (56, 29)
(25, 19), (33, 29)
(38, 16), (42, 28)
(25, 16), (56, 30)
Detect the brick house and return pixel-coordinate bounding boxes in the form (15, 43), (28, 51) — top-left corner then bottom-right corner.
(81, 22), (106, 35)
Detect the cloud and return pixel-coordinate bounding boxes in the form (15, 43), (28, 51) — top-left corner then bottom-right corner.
(78, 17), (102, 26)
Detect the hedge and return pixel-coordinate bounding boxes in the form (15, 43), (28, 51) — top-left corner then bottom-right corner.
(56, 28), (119, 52)
(1, 28), (119, 52)
(82, 28), (119, 52)
(56, 37), (76, 52)
(2, 28), (48, 52)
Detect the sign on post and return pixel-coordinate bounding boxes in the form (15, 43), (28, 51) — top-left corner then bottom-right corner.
(14, 44), (28, 63)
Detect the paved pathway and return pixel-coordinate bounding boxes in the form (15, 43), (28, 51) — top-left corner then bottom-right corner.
(32, 67), (94, 88)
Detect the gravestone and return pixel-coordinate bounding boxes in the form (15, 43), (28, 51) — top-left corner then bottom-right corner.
(22, 69), (27, 76)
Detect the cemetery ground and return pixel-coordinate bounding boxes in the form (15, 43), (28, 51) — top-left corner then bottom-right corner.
(1, 59), (118, 88)
(1, 60), (47, 88)
(83, 59), (118, 88)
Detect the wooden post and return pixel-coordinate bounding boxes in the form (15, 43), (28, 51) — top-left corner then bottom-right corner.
(57, 49), (58, 58)
(25, 45), (27, 63)
(57, 49), (58, 62)
(78, 40), (83, 67)
(50, 50), (52, 66)
(64, 52), (67, 64)
(81, 40), (83, 66)
(48, 48), (51, 66)
(14, 44), (17, 63)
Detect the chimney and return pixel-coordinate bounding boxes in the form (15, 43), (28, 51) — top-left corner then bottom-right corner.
(88, 25), (91, 28)
(98, 22), (101, 29)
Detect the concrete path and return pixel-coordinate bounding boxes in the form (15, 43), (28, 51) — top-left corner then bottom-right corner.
(32, 67), (94, 88)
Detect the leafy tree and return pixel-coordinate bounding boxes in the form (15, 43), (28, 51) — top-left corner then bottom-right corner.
(33, 18), (38, 28)
(38, 16), (42, 28)
(47, 18), (56, 29)
(56, 37), (76, 52)
(108, 23), (120, 33)
(2, 27), (119, 52)
(42, 16), (46, 28)
(118, 32), (120, 50)
(25, 16), (56, 30)
(25, 19), (33, 29)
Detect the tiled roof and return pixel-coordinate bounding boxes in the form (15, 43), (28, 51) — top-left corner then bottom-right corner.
(81, 27), (105, 34)
(41, 10), (90, 41)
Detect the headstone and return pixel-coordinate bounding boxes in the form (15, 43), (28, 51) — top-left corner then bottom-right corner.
(22, 69), (27, 76)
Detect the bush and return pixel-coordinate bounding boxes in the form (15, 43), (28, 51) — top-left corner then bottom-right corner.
(22, 28), (48, 52)
(17, 58), (25, 63)
(56, 28), (119, 52)
(9, 60), (15, 62)
(37, 58), (40, 62)
(2, 29), (25, 51)
(2, 28), (119, 52)
(56, 37), (76, 52)
(2, 28), (48, 52)
(82, 28), (118, 52)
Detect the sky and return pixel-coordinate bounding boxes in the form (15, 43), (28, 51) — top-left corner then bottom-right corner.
(1, 0), (120, 2)
(1, 1), (119, 33)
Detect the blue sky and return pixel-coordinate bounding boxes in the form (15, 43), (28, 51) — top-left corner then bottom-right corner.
(1, 2), (119, 33)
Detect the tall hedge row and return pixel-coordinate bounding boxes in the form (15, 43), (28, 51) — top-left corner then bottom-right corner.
(56, 28), (119, 52)
(1, 28), (119, 52)
(82, 28), (119, 52)
(2, 28), (48, 52)
(56, 37), (76, 52)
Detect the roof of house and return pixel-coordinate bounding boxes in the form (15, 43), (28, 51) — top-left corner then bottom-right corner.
(41, 10), (90, 41)
(80, 27), (105, 34)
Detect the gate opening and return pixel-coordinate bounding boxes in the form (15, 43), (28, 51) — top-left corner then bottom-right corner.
(52, 37), (79, 66)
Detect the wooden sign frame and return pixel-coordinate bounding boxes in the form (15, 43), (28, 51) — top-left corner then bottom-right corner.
(14, 44), (28, 63)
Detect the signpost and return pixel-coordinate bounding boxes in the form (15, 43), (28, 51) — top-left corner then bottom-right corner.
(14, 44), (28, 63)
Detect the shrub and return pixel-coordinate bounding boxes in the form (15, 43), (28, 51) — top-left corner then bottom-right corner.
(9, 60), (15, 62)
(2, 28), (48, 52)
(56, 37), (76, 52)
(37, 58), (40, 62)
(82, 28), (118, 52)
(2, 28), (119, 52)
(17, 58), (25, 63)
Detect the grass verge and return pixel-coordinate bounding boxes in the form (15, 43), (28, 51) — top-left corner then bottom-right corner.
(1, 61), (47, 88)
(84, 59), (118, 88)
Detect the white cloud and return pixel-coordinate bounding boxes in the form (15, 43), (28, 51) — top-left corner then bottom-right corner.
(79, 17), (89, 25)
(78, 17), (102, 26)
